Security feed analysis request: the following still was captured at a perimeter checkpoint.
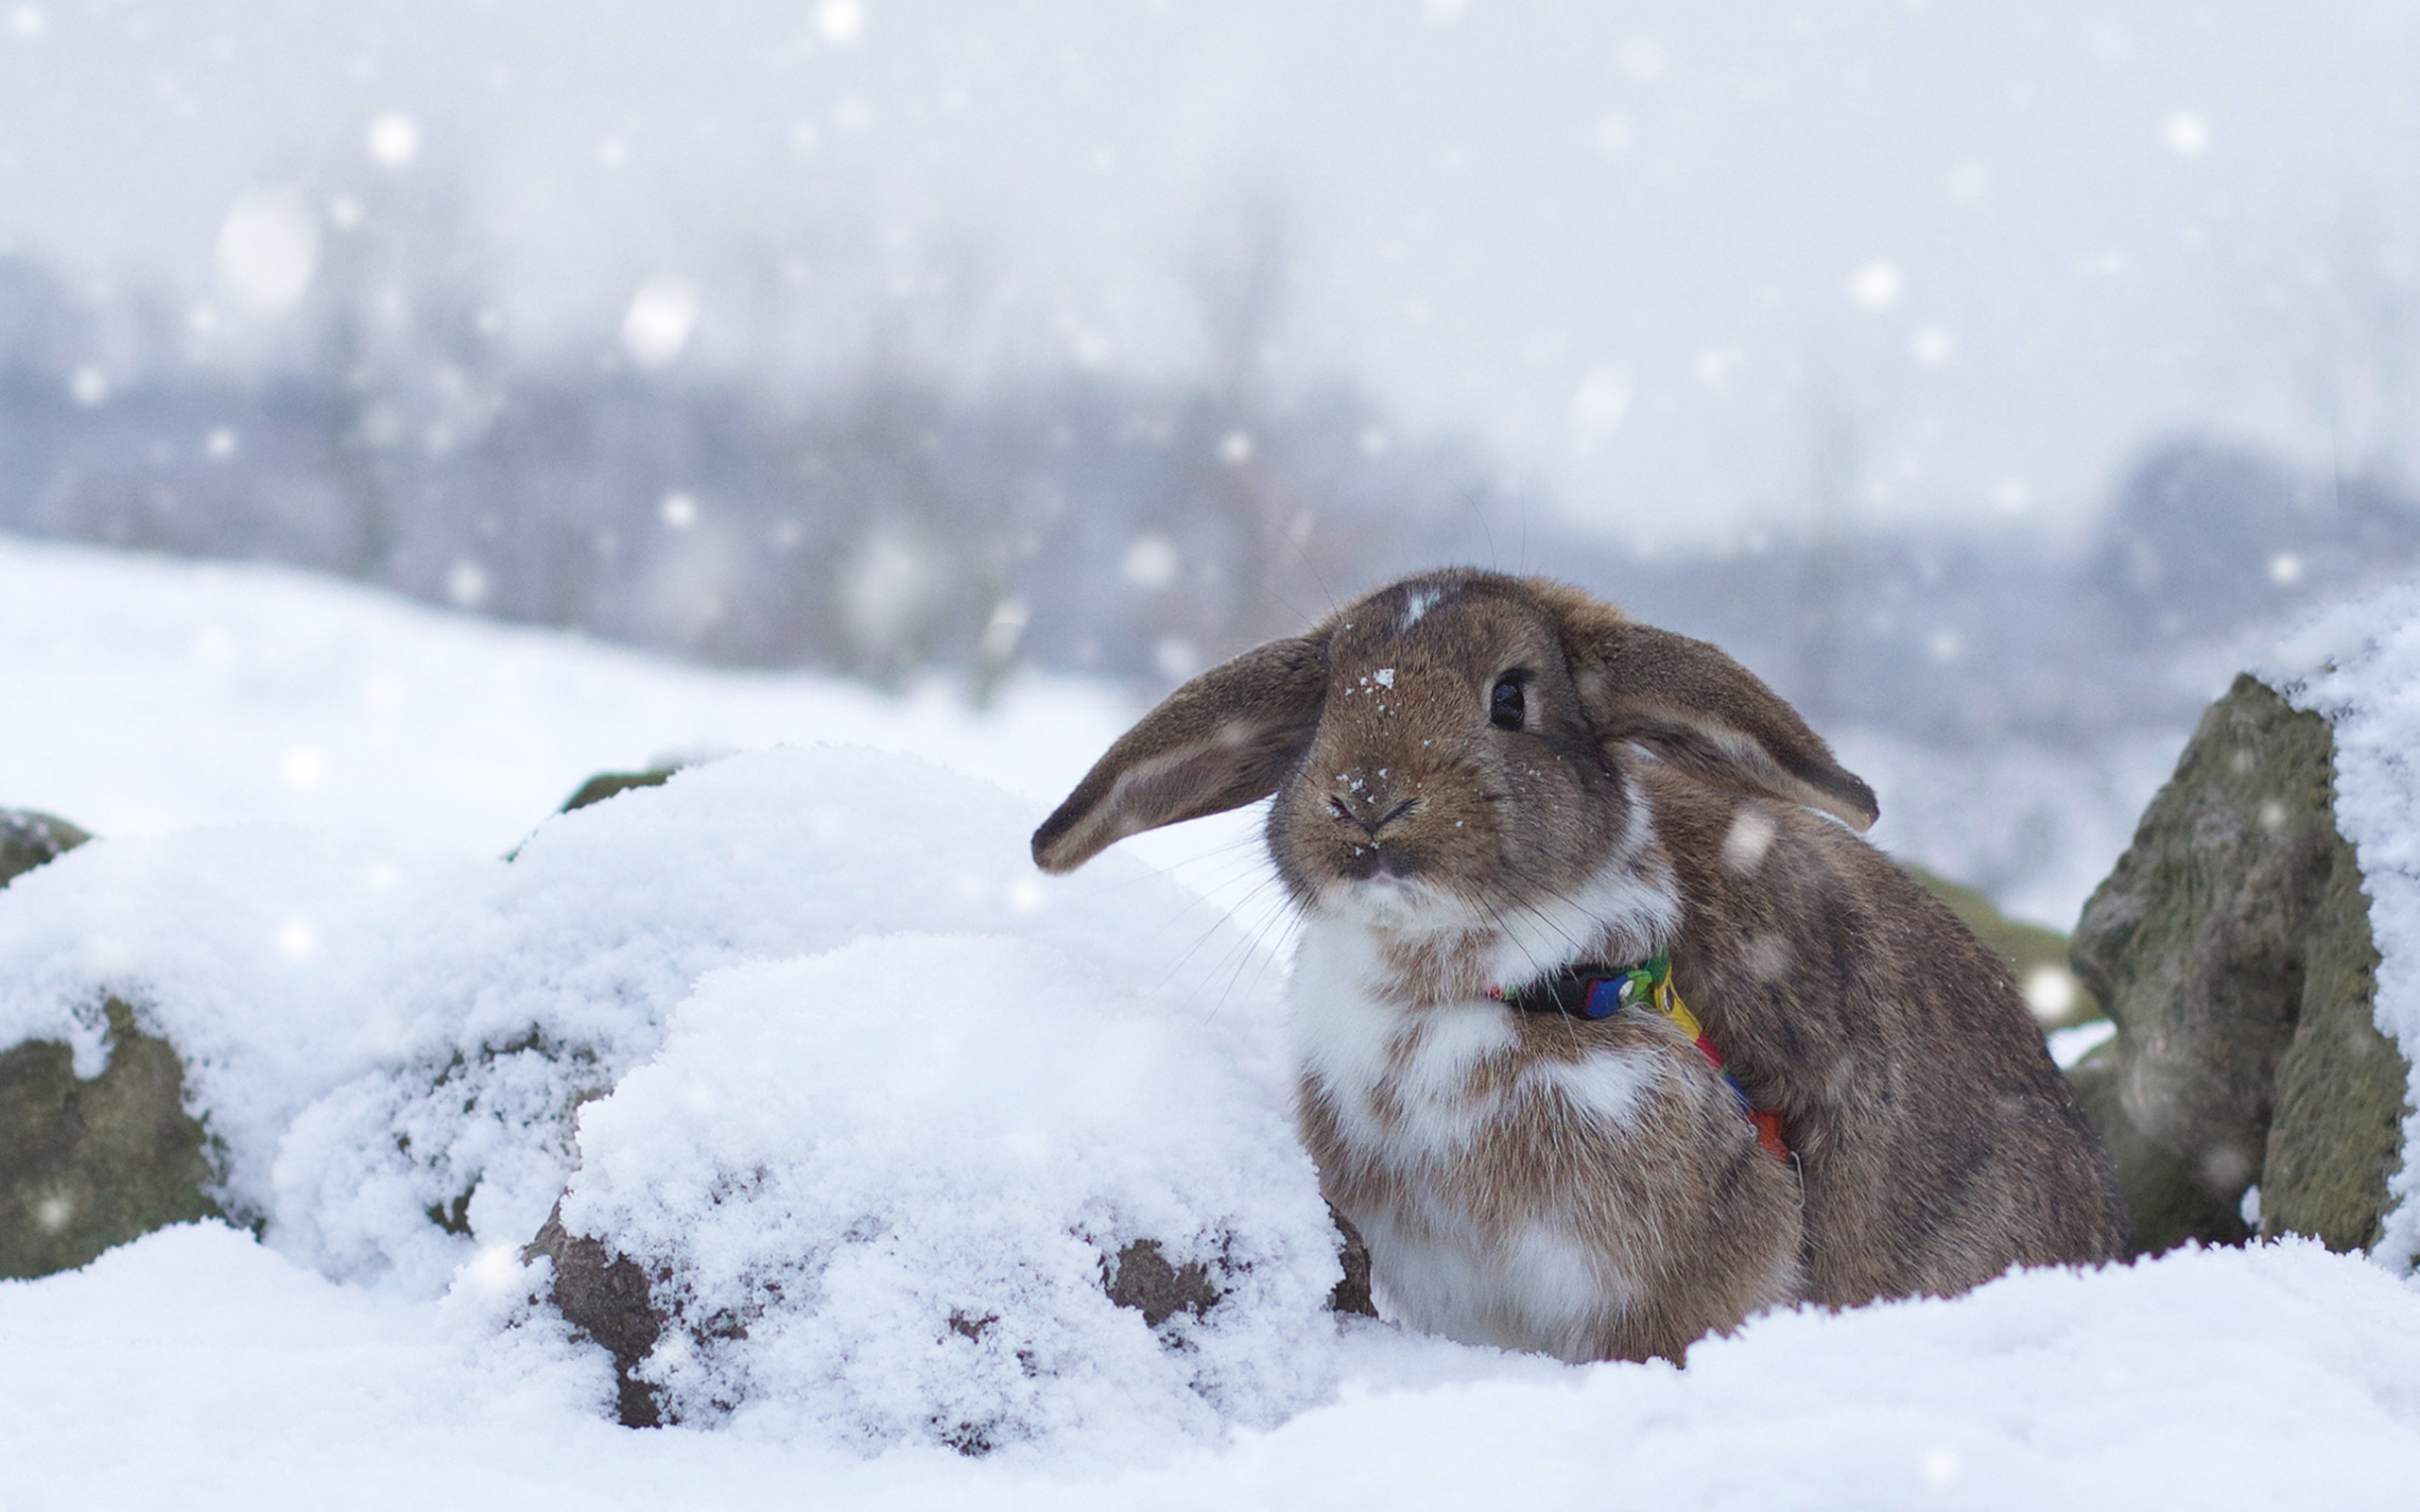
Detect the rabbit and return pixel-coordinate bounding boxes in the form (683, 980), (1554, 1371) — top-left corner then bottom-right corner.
(1032, 568), (2129, 1357)
(1288, 937), (1806, 1362)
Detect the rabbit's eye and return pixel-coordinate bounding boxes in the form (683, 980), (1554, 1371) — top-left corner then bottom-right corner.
(1490, 675), (1526, 731)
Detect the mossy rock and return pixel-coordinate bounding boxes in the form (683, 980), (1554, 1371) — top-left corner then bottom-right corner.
(2261, 829), (2408, 1249)
(558, 768), (678, 815)
(1902, 864), (2100, 1028)
(1, 809), (91, 889)
(0, 998), (222, 1278)
(2067, 673), (2410, 1255)
(2, 814), (221, 1274)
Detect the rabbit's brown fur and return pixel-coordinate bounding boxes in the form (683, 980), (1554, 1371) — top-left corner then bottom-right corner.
(1647, 774), (2130, 1303)
(1288, 903), (1804, 1361)
(1034, 568), (2127, 1355)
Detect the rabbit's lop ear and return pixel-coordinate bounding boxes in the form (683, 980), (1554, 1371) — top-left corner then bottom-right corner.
(1571, 618), (1879, 832)
(1032, 632), (1330, 872)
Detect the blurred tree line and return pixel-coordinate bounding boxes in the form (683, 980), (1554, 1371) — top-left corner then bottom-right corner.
(4, 156), (2420, 752)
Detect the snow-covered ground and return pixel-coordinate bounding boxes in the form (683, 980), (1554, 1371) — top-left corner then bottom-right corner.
(6, 537), (2418, 1510)
(9, 1224), (2418, 1509)
(0, 536), (1140, 849)
(0, 535), (1288, 936)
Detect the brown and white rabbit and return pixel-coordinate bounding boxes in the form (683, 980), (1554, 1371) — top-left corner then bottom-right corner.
(1033, 569), (2127, 1359)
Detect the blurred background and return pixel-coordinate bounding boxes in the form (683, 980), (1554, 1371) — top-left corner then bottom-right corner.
(5, 0), (2420, 926)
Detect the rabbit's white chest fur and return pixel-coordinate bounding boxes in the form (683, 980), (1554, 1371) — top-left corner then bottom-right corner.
(1289, 862), (1682, 1359)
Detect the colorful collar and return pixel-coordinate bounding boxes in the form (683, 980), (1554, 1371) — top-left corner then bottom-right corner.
(1493, 955), (1790, 1162)
(1495, 954), (1678, 1022)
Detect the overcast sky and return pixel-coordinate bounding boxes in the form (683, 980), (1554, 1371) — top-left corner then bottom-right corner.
(3, 0), (2418, 544)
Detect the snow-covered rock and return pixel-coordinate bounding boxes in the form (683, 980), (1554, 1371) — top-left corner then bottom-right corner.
(2068, 565), (2420, 1269)
(0, 995), (220, 1279)
(0, 809), (90, 889)
(537, 937), (1338, 1454)
(0, 745), (1342, 1452)
(2, 808), (225, 1278)
(2066, 674), (2397, 1255)
(2265, 579), (2420, 1269)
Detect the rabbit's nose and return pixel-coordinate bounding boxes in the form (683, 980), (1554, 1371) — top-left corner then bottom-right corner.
(1325, 794), (1419, 839)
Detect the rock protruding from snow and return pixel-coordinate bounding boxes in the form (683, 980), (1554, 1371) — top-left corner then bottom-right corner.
(529, 1195), (1370, 1437)
(2068, 675), (2406, 1254)
(0, 810), (89, 890)
(527, 1210), (1347, 1437)
(523, 1201), (664, 1429)
(2266, 581), (2420, 1269)
(0, 997), (220, 1278)
(554, 768), (676, 816)
(3, 810), (222, 1278)
(1324, 1208), (1377, 1317)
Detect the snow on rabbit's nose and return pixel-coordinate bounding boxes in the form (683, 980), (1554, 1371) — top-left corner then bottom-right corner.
(1323, 774), (1419, 838)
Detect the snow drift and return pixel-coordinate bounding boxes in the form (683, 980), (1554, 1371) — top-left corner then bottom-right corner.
(0, 745), (1340, 1453)
(559, 937), (1336, 1451)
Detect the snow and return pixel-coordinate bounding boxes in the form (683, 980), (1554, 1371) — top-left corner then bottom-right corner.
(0, 740), (1336, 1454)
(0, 536), (1139, 850)
(560, 939), (1337, 1454)
(0, 533), (1288, 932)
(7, 536), (2420, 1503)
(2263, 579), (2420, 1269)
(7, 1224), (2420, 1509)
(0, 746), (1295, 1306)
